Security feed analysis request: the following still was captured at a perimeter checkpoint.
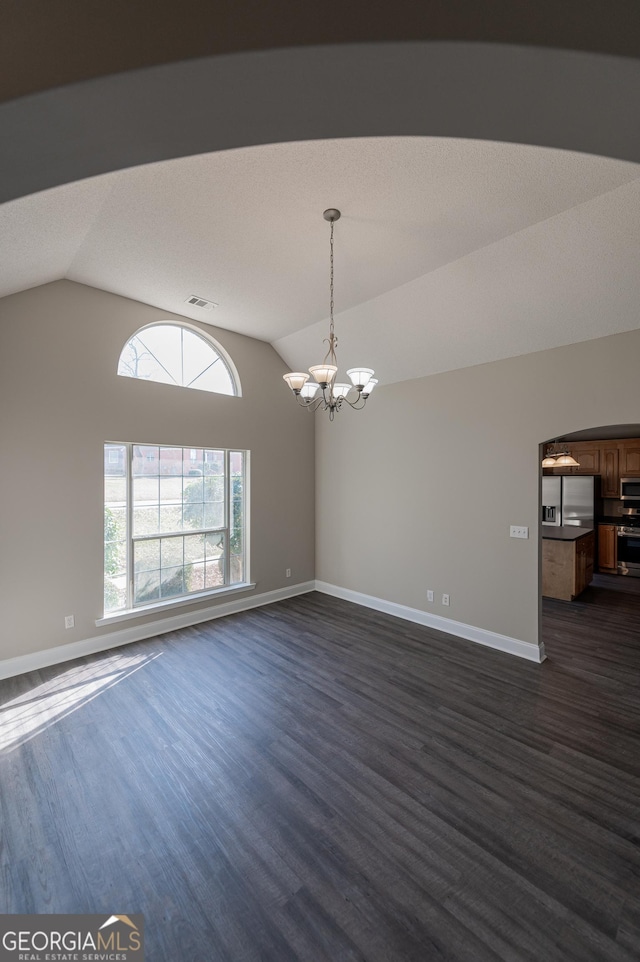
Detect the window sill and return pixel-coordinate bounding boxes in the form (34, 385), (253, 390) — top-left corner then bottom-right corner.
(95, 582), (256, 627)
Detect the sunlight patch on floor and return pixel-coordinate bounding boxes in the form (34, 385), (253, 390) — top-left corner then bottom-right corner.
(0, 649), (162, 754)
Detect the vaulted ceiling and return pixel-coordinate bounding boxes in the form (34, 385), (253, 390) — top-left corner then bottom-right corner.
(2, 136), (639, 384)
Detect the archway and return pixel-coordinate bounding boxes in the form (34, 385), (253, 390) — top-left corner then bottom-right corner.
(540, 424), (640, 656)
(1, 42), (640, 203)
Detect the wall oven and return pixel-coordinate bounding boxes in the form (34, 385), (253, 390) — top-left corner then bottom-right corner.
(620, 478), (640, 502)
(617, 527), (640, 577)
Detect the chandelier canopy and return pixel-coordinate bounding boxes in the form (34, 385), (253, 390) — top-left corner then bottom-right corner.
(283, 209), (377, 419)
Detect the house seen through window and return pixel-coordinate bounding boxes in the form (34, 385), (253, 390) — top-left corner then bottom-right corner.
(118, 323), (239, 396)
(104, 444), (247, 614)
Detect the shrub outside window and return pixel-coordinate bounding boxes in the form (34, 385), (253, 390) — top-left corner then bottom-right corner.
(104, 443), (247, 613)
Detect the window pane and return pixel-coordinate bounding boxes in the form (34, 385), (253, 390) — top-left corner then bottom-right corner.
(135, 570), (160, 604)
(105, 577), (127, 612)
(202, 501), (223, 529)
(161, 536), (184, 567)
(184, 450), (204, 476)
(230, 451), (244, 476)
(205, 559), (224, 588)
(133, 505), (160, 536)
(105, 477), (127, 504)
(231, 501), (243, 552)
(105, 506), (126, 542)
(133, 446), (160, 476)
(183, 502), (203, 531)
(159, 504), (182, 532)
(189, 562), (206, 592)
(182, 329), (212, 385)
(105, 539), (126, 572)
(205, 533), (225, 559)
(204, 450), (224, 475)
(160, 477), (182, 503)
(135, 326), (182, 384)
(133, 476), (159, 504)
(133, 539), (160, 573)
(105, 444), (127, 478)
(184, 533), (205, 564)
(160, 565), (185, 598)
(230, 555), (243, 585)
(118, 335), (175, 385)
(159, 447), (183, 476)
(183, 475), (203, 503)
(204, 476), (224, 501)
(188, 359), (235, 395)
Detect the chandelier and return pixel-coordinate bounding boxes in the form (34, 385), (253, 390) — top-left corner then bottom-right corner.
(283, 209), (377, 420)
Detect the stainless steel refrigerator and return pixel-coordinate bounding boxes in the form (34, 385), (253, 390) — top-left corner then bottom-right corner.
(541, 475), (599, 527)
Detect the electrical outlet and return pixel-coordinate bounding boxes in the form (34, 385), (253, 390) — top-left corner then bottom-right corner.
(510, 525), (529, 539)
(427, 590), (434, 603)
(285, 568), (291, 578)
(442, 594), (450, 606)
(64, 615), (75, 629)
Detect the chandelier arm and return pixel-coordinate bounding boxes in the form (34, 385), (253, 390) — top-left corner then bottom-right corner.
(295, 394), (324, 413)
(342, 393), (367, 410)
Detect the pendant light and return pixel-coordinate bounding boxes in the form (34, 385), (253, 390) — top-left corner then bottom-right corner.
(541, 442), (580, 467)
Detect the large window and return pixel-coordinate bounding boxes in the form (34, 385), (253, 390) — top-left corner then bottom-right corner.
(118, 323), (239, 396)
(104, 443), (247, 614)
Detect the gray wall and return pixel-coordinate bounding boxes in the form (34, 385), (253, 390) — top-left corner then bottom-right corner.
(0, 280), (315, 661)
(316, 327), (640, 647)
(3, 279), (640, 663)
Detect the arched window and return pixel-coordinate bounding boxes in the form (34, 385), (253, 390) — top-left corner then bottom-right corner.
(118, 323), (239, 396)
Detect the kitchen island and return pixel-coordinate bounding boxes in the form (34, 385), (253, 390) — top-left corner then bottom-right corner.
(541, 526), (595, 601)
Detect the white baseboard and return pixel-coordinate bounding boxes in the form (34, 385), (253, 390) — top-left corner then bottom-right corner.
(315, 581), (546, 663)
(0, 578), (544, 681)
(0, 581), (316, 681)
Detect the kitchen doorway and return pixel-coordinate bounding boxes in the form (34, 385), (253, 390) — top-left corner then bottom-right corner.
(539, 423), (640, 659)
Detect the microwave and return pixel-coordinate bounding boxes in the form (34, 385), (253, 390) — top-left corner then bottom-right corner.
(620, 478), (640, 502)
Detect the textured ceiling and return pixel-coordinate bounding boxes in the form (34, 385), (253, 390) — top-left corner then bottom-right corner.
(1, 136), (639, 384)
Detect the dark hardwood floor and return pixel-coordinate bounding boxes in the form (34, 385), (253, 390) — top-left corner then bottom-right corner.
(1, 582), (640, 961)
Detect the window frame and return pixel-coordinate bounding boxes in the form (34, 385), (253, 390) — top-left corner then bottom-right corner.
(103, 441), (250, 619)
(117, 321), (242, 397)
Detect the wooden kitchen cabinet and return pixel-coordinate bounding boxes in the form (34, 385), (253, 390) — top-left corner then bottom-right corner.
(542, 530), (595, 601)
(542, 438), (640, 494)
(600, 445), (620, 498)
(572, 443), (601, 475)
(619, 440), (640, 476)
(598, 524), (617, 572)
(576, 530), (595, 593)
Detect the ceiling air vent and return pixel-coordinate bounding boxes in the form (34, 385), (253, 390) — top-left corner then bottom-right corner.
(185, 295), (217, 310)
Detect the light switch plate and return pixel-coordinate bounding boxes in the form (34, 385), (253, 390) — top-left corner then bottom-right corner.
(510, 525), (529, 539)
